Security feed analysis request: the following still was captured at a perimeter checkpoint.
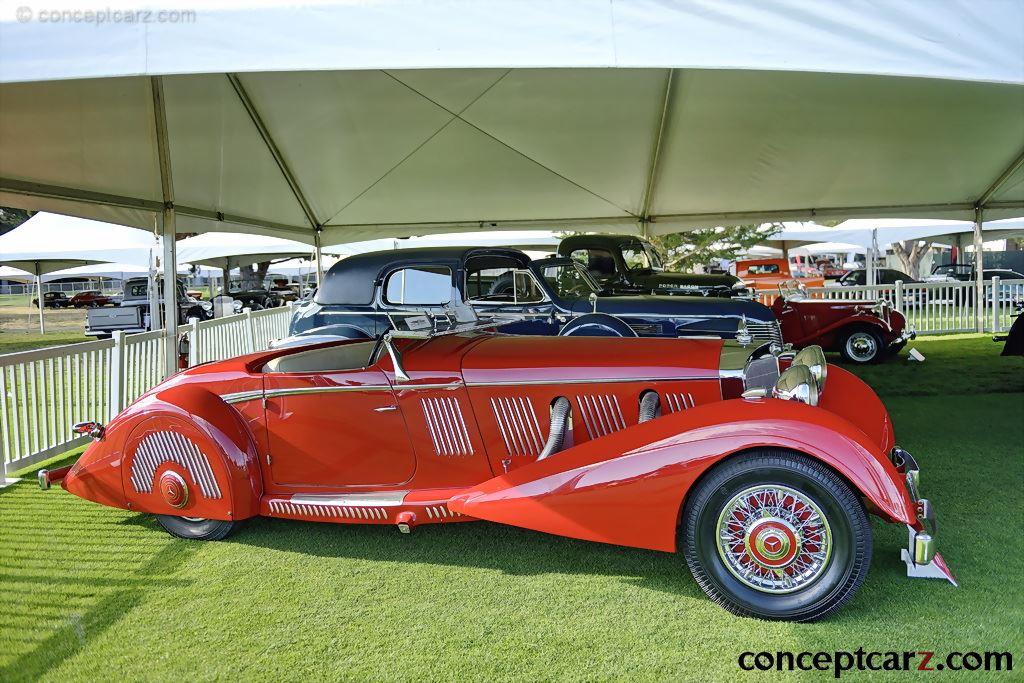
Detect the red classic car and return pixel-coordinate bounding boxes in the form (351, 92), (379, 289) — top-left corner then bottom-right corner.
(771, 282), (915, 364)
(40, 320), (953, 621)
(736, 258), (825, 292)
(70, 290), (116, 308)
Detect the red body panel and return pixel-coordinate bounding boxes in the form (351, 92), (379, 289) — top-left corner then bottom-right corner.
(62, 333), (916, 554)
(449, 387), (915, 553)
(771, 297), (907, 350)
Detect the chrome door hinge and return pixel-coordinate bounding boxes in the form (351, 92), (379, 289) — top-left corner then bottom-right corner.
(265, 454), (272, 466)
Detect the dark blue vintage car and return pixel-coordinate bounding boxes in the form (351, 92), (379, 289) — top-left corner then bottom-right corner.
(287, 247), (781, 345)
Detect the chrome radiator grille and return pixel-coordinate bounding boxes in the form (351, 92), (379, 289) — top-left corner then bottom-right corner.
(746, 320), (783, 345)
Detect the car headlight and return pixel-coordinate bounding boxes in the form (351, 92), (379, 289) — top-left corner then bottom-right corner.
(773, 364), (819, 407)
(731, 281), (746, 290)
(791, 345), (827, 390)
(200, 301), (213, 311)
(233, 300), (243, 313)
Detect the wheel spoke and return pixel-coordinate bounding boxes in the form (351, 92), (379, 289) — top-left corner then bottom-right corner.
(716, 485), (832, 594)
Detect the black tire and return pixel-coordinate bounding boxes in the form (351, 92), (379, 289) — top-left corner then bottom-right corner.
(681, 450), (871, 622)
(838, 327), (885, 364)
(886, 340), (907, 357)
(156, 515), (237, 541)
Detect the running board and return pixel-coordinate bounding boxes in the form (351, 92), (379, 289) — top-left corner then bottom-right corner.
(260, 490), (473, 529)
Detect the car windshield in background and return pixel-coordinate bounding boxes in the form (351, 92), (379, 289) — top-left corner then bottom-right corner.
(538, 263), (600, 301)
(642, 241), (665, 271)
(747, 263), (780, 275)
(621, 241), (653, 271)
(933, 264), (971, 276)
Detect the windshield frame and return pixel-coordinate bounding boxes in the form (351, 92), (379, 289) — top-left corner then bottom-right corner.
(529, 258), (602, 304)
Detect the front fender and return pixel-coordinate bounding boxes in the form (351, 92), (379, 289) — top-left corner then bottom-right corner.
(63, 384), (262, 521)
(448, 398), (915, 553)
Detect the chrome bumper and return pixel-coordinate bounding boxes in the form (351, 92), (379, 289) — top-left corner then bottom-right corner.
(897, 327), (917, 343)
(890, 447), (957, 586)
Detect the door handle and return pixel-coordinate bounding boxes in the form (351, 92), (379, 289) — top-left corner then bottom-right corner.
(374, 405), (398, 412)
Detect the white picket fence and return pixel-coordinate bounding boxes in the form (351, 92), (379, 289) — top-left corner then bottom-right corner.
(1, 306), (292, 478)
(756, 277), (1024, 336)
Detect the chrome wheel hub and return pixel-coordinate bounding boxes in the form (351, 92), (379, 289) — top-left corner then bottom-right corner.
(717, 485), (832, 593)
(847, 333), (877, 360)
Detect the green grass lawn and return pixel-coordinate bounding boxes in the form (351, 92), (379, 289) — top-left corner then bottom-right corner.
(1, 337), (1022, 681)
(0, 331), (92, 355)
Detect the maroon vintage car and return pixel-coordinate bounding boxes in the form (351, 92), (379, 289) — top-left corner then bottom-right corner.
(70, 290), (116, 308)
(771, 281), (915, 364)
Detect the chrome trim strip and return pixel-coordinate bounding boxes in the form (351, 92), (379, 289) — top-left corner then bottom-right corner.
(221, 390), (265, 404)
(467, 375), (715, 387)
(290, 492), (409, 507)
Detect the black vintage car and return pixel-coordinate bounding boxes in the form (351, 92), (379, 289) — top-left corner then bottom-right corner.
(287, 247), (781, 346)
(557, 234), (750, 298)
(32, 291), (71, 308)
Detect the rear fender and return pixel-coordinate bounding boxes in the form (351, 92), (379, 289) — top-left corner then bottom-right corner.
(448, 398), (915, 553)
(63, 384), (262, 521)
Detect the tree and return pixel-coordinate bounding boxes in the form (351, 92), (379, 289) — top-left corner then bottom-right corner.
(238, 261), (272, 289)
(0, 206), (32, 236)
(890, 240), (929, 278)
(646, 223), (782, 272)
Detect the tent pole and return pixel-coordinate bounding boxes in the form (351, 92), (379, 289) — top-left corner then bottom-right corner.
(34, 262), (44, 334)
(223, 257), (232, 296)
(638, 69), (674, 236)
(973, 207), (984, 333)
(314, 229), (324, 286)
(151, 76), (178, 375)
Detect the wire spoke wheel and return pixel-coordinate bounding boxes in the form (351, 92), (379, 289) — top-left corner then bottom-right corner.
(716, 485), (832, 594)
(682, 450), (871, 621)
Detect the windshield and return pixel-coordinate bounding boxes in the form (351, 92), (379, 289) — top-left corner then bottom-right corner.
(642, 240), (665, 271)
(933, 264), (970, 276)
(537, 262), (601, 301)
(621, 239), (664, 272)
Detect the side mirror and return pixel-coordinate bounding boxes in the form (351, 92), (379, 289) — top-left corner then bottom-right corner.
(588, 292), (598, 313)
(382, 334), (410, 383)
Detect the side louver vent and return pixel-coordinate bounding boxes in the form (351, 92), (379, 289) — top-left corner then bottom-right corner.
(664, 392), (697, 412)
(490, 396), (544, 456)
(575, 394), (626, 439)
(130, 431), (221, 498)
(421, 396), (473, 456)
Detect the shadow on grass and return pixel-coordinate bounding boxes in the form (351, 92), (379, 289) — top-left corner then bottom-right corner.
(230, 515), (706, 600)
(0, 486), (199, 682)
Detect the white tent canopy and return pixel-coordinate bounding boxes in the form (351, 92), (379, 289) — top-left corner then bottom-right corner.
(1, 1), (1022, 244)
(0, 212), (158, 274)
(768, 217), (1024, 251)
(328, 230), (561, 255)
(176, 231), (316, 269)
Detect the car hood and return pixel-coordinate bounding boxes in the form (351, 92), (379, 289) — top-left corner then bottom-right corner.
(578, 294), (775, 323)
(460, 335), (724, 385)
(637, 271), (740, 289)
